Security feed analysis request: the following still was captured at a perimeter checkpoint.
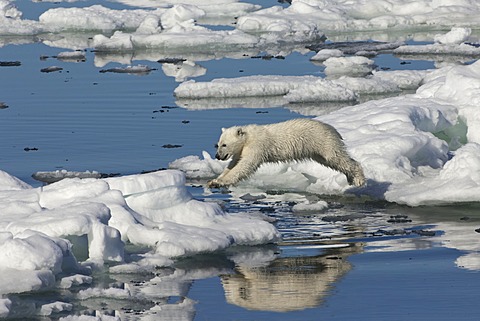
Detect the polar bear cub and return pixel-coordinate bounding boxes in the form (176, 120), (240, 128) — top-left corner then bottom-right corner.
(207, 118), (365, 188)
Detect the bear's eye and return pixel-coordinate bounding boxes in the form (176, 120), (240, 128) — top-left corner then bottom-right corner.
(214, 144), (218, 148)
(222, 144), (227, 147)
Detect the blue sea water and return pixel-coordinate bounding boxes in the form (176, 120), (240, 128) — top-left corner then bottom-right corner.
(1, 1), (479, 320)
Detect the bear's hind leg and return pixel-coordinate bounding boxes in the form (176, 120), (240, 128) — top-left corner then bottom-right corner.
(313, 153), (365, 187)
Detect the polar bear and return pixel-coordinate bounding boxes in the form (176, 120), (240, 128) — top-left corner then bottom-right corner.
(207, 118), (365, 188)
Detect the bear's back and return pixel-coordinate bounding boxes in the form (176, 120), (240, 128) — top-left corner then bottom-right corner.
(251, 118), (344, 162)
(265, 118), (342, 141)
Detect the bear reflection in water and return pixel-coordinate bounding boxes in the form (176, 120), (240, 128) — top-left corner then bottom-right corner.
(222, 243), (360, 312)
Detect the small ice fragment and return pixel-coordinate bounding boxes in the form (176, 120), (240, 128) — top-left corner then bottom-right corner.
(40, 66), (63, 73)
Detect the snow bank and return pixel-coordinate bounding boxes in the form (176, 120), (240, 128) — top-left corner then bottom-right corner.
(171, 60), (480, 206)
(0, 169), (278, 304)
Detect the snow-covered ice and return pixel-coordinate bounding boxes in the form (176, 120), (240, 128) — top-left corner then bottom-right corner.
(174, 69), (428, 104)
(395, 27), (480, 57)
(2, 0), (480, 50)
(236, 0), (480, 40)
(323, 56), (375, 77)
(0, 169), (279, 316)
(310, 49), (344, 61)
(171, 60), (480, 206)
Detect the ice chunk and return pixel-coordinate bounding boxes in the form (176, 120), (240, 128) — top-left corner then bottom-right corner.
(174, 71), (427, 104)
(323, 56), (375, 78)
(59, 274), (93, 289)
(0, 170), (32, 190)
(385, 143), (480, 206)
(32, 170), (102, 184)
(292, 201), (329, 212)
(39, 5), (153, 31)
(310, 49), (344, 61)
(39, 301), (73, 316)
(0, 169), (280, 299)
(434, 27), (471, 45)
(0, 0), (21, 19)
(169, 151), (227, 179)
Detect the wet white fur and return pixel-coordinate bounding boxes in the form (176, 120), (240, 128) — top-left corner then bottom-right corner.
(208, 118), (365, 188)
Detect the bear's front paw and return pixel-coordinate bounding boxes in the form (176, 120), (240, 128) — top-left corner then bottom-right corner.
(207, 179), (226, 189)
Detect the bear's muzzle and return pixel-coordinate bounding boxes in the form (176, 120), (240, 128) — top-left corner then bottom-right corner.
(216, 153), (229, 161)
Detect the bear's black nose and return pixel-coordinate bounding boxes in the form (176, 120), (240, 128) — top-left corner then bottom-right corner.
(215, 153), (220, 160)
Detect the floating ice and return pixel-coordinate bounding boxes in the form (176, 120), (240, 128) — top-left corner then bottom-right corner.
(0, 0), (21, 19)
(434, 27), (472, 45)
(310, 49), (344, 61)
(92, 23), (258, 52)
(174, 69), (429, 104)
(39, 5), (154, 32)
(99, 64), (154, 74)
(59, 274), (93, 289)
(174, 75), (319, 99)
(111, 0), (261, 19)
(32, 170), (103, 184)
(2, 0), (480, 52)
(39, 301), (73, 316)
(308, 41), (404, 56)
(237, 0), (480, 40)
(394, 27), (480, 56)
(169, 150), (227, 179)
(0, 169), (279, 313)
(56, 51), (86, 62)
(0, 170), (31, 190)
(161, 60), (206, 82)
(323, 56), (375, 77)
(88, 4), (261, 51)
(292, 201), (329, 212)
(171, 61), (480, 206)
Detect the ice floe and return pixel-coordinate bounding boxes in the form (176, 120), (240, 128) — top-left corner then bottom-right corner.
(237, 0), (480, 41)
(2, 0), (480, 52)
(174, 68), (429, 104)
(171, 60), (480, 206)
(395, 27), (480, 57)
(0, 169), (279, 308)
(310, 48), (344, 61)
(323, 56), (375, 77)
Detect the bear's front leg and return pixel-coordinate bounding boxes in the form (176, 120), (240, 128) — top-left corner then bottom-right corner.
(207, 167), (231, 188)
(207, 156), (259, 188)
(207, 178), (227, 189)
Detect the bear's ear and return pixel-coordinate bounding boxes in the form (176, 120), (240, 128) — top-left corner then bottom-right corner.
(221, 127), (226, 133)
(236, 128), (245, 137)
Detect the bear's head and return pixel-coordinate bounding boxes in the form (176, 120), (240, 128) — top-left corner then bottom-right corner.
(214, 126), (247, 161)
